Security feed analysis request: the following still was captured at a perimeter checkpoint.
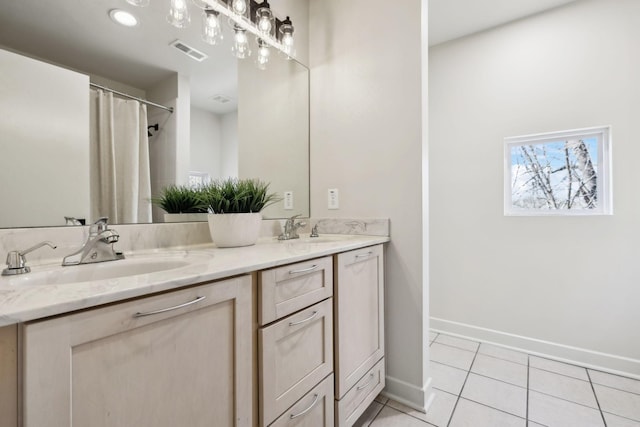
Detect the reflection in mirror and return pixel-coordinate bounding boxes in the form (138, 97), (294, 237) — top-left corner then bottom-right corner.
(0, 0), (309, 228)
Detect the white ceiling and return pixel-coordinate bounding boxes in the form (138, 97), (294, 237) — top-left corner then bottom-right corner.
(429, 0), (578, 46)
(0, 0), (239, 114)
(0, 0), (580, 112)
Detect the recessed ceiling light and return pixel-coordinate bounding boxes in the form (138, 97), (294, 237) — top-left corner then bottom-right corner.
(109, 9), (138, 27)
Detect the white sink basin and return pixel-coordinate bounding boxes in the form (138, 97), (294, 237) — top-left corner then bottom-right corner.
(1, 252), (211, 287)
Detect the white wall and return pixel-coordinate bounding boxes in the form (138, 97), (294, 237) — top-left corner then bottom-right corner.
(190, 107), (240, 181)
(238, 56), (310, 218)
(0, 48), (89, 227)
(190, 107), (223, 179)
(220, 112), (238, 178)
(429, 0), (640, 375)
(309, 0), (430, 409)
(147, 74), (190, 221)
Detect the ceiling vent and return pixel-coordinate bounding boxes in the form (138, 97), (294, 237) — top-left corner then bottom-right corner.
(170, 39), (208, 62)
(210, 94), (233, 104)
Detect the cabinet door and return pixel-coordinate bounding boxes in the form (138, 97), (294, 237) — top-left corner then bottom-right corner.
(334, 245), (384, 399)
(22, 276), (253, 427)
(260, 298), (333, 426)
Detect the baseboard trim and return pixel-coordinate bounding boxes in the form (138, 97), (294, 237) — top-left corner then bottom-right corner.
(381, 375), (432, 413)
(430, 317), (640, 379)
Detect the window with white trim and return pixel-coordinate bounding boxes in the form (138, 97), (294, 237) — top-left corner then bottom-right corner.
(504, 126), (612, 215)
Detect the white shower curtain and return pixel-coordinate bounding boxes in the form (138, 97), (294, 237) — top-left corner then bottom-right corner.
(89, 89), (152, 224)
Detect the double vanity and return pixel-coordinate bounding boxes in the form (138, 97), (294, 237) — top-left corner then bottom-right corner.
(0, 224), (388, 427)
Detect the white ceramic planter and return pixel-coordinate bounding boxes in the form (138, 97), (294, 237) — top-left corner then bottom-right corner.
(163, 213), (209, 223)
(207, 213), (262, 248)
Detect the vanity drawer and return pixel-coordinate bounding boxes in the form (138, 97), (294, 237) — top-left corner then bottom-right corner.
(335, 358), (385, 427)
(259, 298), (333, 426)
(269, 374), (334, 427)
(259, 256), (333, 325)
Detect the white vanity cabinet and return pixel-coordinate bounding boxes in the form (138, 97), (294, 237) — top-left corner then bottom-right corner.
(258, 256), (334, 427)
(334, 245), (385, 426)
(22, 275), (253, 427)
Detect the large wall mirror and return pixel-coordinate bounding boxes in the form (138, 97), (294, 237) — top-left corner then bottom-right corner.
(0, 0), (309, 228)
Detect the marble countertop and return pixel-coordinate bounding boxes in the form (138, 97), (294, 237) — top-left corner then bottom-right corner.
(0, 234), (389, 326)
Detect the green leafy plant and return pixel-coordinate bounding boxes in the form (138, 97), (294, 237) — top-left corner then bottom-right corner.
(200, 178), (279, 214)
(151, 185), (207, 214)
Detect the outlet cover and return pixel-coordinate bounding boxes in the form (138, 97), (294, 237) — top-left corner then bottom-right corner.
(284, 191), (294, 210)
(328, 188), (339, 209)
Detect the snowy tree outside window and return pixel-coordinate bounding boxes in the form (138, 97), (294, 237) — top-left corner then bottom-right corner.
(504, 127), (612, 215)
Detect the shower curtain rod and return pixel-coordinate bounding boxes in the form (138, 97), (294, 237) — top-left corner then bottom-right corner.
(89, 83), (174, 113)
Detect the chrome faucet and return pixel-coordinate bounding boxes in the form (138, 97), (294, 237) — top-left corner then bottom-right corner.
(62, 217), (124, 266)
(2, 241), (57, 276)
(278, 215), (306, 240)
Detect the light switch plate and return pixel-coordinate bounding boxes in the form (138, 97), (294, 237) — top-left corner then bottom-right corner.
(328, 188), (339, 209)
(284, 191), (294, 210)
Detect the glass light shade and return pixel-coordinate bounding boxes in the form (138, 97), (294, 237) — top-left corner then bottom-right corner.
(255, 3), (273, 35)
(278, 16), (295, 57)
(167, 0), (190, 28)
(255, 39), (270, 70)
(126, 0), (150, 7)
(202, 10), (223, 45)
(231, 27), (251, 59)
(231, 0), (247, 16)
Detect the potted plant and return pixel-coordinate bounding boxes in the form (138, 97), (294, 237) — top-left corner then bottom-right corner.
(201, 178), (279, 247)
(151, 185), (208, 223)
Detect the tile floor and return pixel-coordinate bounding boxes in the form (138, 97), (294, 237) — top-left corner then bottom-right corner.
(353, 332), (640, 427)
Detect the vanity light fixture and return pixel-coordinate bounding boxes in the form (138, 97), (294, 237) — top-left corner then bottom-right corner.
(191, 0), (296, 62)
(167, 0), (191, 28)
(109, 9), (139, 27)
(201, 9), (224, 45)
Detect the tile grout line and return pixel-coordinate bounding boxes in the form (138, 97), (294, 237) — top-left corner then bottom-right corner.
(445, 342), (481, 427)
(526, 354), (530, 427)
(586, 369), (608, 427)
(367, 397), (389, 426)
(382, 403), (439, 427)
(529, 365), (592, 383)
(475, 351), (529, 368)
(460, 396), (528, 422)
(469, 370), (527, 390)
(529, 388), (607, 412)
(589, 381), (640, 398)
(601, 411), (640, 425)
(432, 340), (479, 354)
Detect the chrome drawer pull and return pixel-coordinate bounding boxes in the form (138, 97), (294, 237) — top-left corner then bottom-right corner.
(133, 296), (206, 318)
(355, 251), (373, 259)
(289, 310), (318, 326)
(288, 264), (319, 275)
(356, 373), (375, 391)
(290, 394), (319, 419)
